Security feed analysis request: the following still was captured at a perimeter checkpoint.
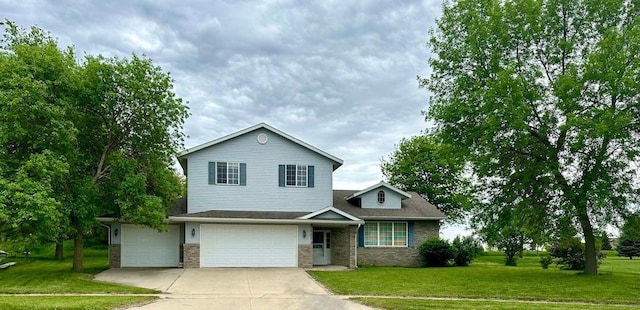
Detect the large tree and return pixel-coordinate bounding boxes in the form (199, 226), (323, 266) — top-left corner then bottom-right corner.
(424, 0), (640, 274)
(381, 134), (475, 222)
(0, 21), (188, 272)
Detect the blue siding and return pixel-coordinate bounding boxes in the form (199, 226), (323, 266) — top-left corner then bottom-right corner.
(361, 189), (403, 209)
(185, 128), (335, 213)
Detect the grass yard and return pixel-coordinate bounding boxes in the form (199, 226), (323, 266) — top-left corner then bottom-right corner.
(309, 251), (640, 309)
(352, 298), (640, 310)
(0, 246), (156, 294)
(0, 296), (156, 310)
(0, 242), (158, 309)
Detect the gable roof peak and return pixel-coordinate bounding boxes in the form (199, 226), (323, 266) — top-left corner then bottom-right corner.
(345, 181), (412, 201)
(178, 122), (343, 169)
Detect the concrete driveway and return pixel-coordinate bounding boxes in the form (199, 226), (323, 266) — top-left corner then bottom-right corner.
(95, 268), (372, 310)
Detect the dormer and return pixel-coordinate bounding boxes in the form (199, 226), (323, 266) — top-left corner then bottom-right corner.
(345, 181), (411, 209)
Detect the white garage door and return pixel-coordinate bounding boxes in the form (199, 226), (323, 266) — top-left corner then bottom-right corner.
(121, 224), (180, 267)
(201, 224), (298, 267)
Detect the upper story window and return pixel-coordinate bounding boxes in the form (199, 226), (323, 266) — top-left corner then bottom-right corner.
(279, 164), (314, 188)
(217, 162), (239, 185)
(286, 164), (307, 187)
(377, 190), (385, 204)
(208, 162), (246, 186)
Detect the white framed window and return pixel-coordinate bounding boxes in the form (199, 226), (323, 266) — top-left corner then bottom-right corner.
(216, 162), (240, 185)
(364, 222), (407, 247)
(377, 190), (385, 204)
(286, 164), (307, 187)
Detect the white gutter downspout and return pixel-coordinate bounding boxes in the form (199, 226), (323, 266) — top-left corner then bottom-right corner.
(354, 224), (361, 269)
(99, 223), (111, 265)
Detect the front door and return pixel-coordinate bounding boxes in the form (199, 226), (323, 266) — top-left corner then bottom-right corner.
(312, 230), (331, 265)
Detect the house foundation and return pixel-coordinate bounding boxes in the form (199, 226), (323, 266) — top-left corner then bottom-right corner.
(183, 244), (200, 268)
(298, 244), (313, 268)
(109, 244), (121, 268)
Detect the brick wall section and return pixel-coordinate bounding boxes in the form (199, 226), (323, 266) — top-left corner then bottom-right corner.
(328, 226), (357, 268)
(357, 221), (440, 267)
(183, 244), (200, 268)
(330, 227), (349, 267)
(109, 244), (121, 268)
(298, 244), (312, 268)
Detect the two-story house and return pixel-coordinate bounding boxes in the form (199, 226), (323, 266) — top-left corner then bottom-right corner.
(103, 123), (445, 268)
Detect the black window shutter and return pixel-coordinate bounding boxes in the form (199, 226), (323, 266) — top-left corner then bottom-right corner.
(240, 163), (247, 186)
(208, 162), (216, 185)
(278, 164), (285, 187)
(358, 225), (365, 247)
(307, 165), (314, 188)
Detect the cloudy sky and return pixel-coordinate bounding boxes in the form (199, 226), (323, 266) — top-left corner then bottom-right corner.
(2, 1), (468, 237)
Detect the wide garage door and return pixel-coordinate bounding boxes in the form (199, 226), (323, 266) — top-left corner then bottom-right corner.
(201, 224), (297, 267)
(121, 224), (180, 267)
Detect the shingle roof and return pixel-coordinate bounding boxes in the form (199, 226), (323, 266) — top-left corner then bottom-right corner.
(168, 190), (446, 221)
(172, 209), (309, 220)
(333, 190), (446, 220)
(345, 181), (411, 200)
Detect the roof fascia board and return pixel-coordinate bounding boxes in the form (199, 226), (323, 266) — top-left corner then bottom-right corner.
(298, 206), (362, 221)
(345, 181), (412, 200)
(168, 216), (364, 225)
(178, 123), (343, 168)
(360, 216), (446, 220)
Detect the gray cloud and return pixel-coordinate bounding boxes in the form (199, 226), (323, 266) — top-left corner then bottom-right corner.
(1, 0), (443, 189)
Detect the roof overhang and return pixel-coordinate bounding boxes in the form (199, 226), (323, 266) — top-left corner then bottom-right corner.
(298, 206), (362, 221)
(168, 216), (363, 225)
(359, 216), (446, 221)
(177, 123), (343, 170)
(345, 181), (412, 200)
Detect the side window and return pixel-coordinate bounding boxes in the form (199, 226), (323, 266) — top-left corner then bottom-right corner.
(208, 162), (246, 186)
(279, 164), (314, 187)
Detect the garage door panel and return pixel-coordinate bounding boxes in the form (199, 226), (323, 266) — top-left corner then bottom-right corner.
(121, 225), (180, 267)
(201, 224), (297, 267)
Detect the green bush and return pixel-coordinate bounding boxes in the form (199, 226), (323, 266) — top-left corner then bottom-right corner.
(419, 237), (454, 267)
(549, 237), (606, 270)
(539, 256), (552, 269)
(452, 236), (483, 266)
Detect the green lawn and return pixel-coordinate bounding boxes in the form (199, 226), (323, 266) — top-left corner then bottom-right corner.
(309, 252), (640, 309)
(353, 298), (640, 310)
(0, 246), (156, 294)
(0, 296), (156, 310)
(0, 242), (158, 309)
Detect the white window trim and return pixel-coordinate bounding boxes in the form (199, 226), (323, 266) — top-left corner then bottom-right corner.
(216, 162), (240, 186)
(364, 222), (408, 247)
(377, 190), (385, 205)
(285, 164), (308, 187)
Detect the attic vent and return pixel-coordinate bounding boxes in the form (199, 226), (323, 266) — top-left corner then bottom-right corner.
(257, 133), (268, 144)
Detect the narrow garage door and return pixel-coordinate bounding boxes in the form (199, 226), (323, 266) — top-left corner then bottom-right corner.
(201, 224), (297, 267)
(121, 224), (180, 267)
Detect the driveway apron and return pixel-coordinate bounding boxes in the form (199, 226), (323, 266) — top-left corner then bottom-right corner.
(95, 268), (372, 310)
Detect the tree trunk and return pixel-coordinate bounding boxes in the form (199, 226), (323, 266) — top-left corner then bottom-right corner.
(55, 239), (63, 260)
(578, 210), (598, 275)
(72, 226), (84, 273)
